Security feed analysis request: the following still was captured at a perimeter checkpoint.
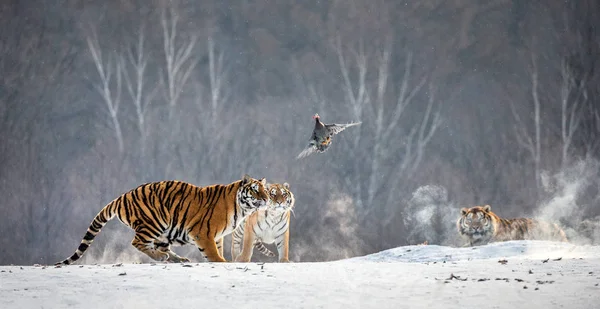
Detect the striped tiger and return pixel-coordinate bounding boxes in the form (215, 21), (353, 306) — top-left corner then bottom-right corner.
(231, 182), (295, 262)
(457, 205), (568, 247)
(56, 175), (270, 265)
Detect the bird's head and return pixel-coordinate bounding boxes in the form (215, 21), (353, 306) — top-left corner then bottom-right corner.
(312, 113), (320, 120)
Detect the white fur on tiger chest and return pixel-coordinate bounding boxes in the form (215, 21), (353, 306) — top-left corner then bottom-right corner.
(255, 210), (289, 244)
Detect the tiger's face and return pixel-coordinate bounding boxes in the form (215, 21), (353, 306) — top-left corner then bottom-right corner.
(266, 182), (295, 212)
(238, 175), (270, 212)
(458, 205), (494, 242)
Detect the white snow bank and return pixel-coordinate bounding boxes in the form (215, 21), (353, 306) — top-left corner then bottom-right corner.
(1, 241), (599, 309)
(350, 240), (599, 263)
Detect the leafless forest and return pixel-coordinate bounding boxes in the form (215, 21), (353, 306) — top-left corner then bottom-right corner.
(2, 0), (600, 265)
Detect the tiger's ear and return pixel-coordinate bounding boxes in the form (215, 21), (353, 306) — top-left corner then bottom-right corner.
(460, 208), (469, 216)
(242, 174), (252, 185)
(260, 177), (267, 185)
(283, 182), (290, 189)
(483, 205), (491, 212)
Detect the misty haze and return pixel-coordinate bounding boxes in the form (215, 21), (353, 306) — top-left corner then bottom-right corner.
(2, 0), (600, 268)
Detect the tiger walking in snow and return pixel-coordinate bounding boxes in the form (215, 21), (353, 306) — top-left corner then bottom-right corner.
(231, 182), (295, 262)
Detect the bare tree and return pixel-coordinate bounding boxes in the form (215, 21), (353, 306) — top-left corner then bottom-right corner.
(142, 8), (201, 180)
(530, 51), (542, 191)
(160, 36), (231, 181)
(86, 30), (124, 153)
(581, 101), (600, 155)
(120, 25), (156, 153)
(160, 8), (198, 118)
(197, 37), (230, 175)
(335, 36), (368, 209)
(562, 0), (600, 158)
(511, 48), (588, 193)
(510, 49), (542, 191)
(334, 36), (441, 214)
(207, 37), (229, 128)
(559, 58), (586, 168)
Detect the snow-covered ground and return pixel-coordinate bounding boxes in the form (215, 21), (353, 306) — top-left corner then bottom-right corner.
(1, 241), (598, 309)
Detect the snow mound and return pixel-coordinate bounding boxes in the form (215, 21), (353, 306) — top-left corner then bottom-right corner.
(350, 240), (598, 263)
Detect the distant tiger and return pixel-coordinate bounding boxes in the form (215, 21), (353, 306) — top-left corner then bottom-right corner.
(457, 205), (568, 247)
(56, 175), (269, 265)
(231, 182), (295, 262)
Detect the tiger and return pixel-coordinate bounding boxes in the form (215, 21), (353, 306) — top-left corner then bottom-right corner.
(230, 182), (295, 262)
(457, 204), (568, 247)
(56, 174), (270, 265)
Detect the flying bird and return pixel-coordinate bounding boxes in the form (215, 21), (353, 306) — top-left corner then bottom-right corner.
(296, 113), (361, 159)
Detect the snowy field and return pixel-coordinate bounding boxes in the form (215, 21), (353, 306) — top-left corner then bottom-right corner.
(1, 241), (599, 309)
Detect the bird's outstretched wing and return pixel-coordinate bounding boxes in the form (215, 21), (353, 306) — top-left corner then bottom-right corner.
(296, 144), (318, 159)
(326, 121), (362, 135)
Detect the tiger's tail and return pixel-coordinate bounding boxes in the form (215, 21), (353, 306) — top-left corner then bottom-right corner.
(254, 241), (276, 257)
(55, 200), (119, 265)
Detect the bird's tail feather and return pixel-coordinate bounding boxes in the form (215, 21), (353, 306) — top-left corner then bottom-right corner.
(296, 147), (315, 159)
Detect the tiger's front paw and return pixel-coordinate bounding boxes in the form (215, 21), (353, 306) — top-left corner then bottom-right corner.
(206, 256), (228, 263)
(279, 258), (290, 263)
(234, 257), (251, 263)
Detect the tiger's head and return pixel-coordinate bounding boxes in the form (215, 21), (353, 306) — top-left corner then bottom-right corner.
(237, 174), (270, 213)
(266, 182), (295, 213)
(457, 205), (496, 245)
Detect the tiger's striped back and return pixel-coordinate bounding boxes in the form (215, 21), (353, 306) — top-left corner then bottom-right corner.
(56, 175), (269, 265)
(457, 205), (568, 247)
(231, 182), (295, 262)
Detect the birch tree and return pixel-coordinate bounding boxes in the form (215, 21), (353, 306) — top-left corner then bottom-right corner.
(511, 49), (588, 193)
(580, 100), (600, 155)
(180, 37), (231, 181)
(334, 36), (441, 216)
(207, 37), (229, 128)
(86, 30), (124, 153)
(509, 49), (542, 192)
(559, 58), (586, 168)
(120, 26), (156, 153)
(335, 36), (368, 209)
(160, 8), (198, 118)
(154, 8), (199, 179)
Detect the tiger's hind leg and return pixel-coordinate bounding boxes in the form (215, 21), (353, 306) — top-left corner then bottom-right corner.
(154, 242), (190, 263)
(131, 233), (169, 262)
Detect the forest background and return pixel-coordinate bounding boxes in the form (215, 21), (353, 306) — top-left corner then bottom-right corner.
(2, 0), (600, 265)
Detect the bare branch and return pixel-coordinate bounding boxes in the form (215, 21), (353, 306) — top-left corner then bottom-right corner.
(410, 83), (442, 173)
(335, 34), (442, 211)
(335, 35), (367, 120)
(382, 126), (418, 210)
(335, 35), (371, 209)
(366, 40), (391, 206)
(121, 25), (154, 152)
(161, 8), (198, 112)
(528, 48), (542, 190)
(382, 51), (427, 141)
(86, 29), (124, 153)
(508, 96), (535, 156)
(208, 37), (229, 126)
